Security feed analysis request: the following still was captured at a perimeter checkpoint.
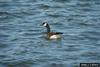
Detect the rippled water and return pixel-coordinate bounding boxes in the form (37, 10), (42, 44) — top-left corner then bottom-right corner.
(0, 0), (100, 67)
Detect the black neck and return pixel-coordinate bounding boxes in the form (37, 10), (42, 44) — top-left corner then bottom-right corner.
(46, 24), (50, 33)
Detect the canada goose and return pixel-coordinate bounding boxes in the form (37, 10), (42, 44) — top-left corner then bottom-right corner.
(42, 22), (63, 39)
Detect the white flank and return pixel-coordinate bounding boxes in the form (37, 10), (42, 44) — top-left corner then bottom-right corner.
(50, 35), (61, 39)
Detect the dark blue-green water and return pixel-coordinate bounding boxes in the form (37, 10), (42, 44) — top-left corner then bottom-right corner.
(0, 0), (100, 67)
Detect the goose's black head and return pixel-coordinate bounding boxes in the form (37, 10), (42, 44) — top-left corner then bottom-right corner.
(42, 22), (48, 27)
(42, 22), (50, 32)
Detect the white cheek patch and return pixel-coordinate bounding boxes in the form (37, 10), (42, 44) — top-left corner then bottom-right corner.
(43, 23), (47, 26)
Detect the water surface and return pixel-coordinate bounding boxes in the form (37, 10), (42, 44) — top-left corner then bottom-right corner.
(0, 0), (100, 67)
